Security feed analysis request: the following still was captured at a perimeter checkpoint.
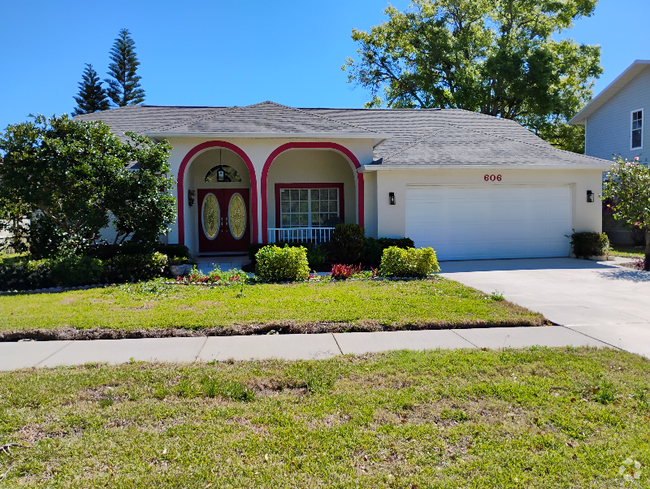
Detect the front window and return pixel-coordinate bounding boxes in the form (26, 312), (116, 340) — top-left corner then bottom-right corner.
(280, 187), (340, 228)
(632, 109), (643, 149)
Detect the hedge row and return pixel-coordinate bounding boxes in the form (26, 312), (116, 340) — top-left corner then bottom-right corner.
(0, 245), (190, 291)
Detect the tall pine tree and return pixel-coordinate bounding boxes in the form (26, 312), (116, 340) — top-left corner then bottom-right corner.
(72, 64), (109, 115)
(105, 28), (145, 107)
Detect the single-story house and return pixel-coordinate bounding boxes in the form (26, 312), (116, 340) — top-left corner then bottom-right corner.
(76, 101), (610, 261)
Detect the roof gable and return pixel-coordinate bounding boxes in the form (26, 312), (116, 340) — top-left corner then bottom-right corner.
(570, 60), (650, 125)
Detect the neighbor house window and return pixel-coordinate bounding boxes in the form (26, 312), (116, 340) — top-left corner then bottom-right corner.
(277, 185), (343, 228)
(632, 109), (643, 149)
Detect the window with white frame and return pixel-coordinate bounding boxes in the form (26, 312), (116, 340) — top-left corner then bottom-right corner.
(632, 109), (643, 149)
(280, 187), (340, 228)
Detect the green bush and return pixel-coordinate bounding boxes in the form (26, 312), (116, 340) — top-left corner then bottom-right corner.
(0, 257), (53, 291)
(251, 242), (326, 269)
(49, 255), (104, 287)
(255, 245), (310, 282)
(380, 246), (440, 278)
(570, 231), (609, 258)
(363, 237), (415, 267)
(331, 223), (365, 264)
(103, 251), (169, 283)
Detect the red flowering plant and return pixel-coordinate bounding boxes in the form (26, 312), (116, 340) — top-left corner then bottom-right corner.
(603, 157), (650, 270)
(330, 263), (362, 280)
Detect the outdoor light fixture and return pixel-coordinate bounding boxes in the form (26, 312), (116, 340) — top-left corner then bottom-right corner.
(188, 189), (195, 207)
(389, 192), (396, 205)
(217, 169), (225, 182)
(587, 190), (594, 203)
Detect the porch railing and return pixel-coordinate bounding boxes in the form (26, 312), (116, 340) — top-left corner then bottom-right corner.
(267, 227), (334, 244)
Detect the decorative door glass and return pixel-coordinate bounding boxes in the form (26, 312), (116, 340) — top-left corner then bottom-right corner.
(229, 193), (247, 240)
(202, 193), (220, 240)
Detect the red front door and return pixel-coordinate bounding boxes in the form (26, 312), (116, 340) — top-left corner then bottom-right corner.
(198, 189), (250, 253)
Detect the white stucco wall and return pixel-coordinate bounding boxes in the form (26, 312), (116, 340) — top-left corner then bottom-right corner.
(367, 168), (604, 239)
(164, 137), (375, 253)
(265, 149), (356, 229)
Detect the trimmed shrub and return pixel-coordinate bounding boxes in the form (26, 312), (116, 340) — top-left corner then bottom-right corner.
(380, 246), (440, 278)
(103, 251), (168, 283)
(0, 256), (53, 291)
(49, 255), (104, 287)
(251, 242), (327, 270)
(255, 245), (310, 282)
(362, 237), (415, 267)
(570, 232), (609, 258)
(331, 223), (365, 264)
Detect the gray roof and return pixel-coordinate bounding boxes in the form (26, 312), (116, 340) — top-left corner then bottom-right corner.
(75, 102), (609, 168)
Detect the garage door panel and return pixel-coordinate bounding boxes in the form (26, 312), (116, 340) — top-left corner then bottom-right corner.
(405, 185), (571, 261)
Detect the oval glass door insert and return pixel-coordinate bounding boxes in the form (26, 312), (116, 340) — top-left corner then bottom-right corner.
(202, 193), (220, 240)
(228, 193), (247, 240)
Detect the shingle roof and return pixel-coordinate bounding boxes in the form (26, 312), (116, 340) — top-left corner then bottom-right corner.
(156, 101), (381, 136)
(305, 108), (608, 167)
(74, 102), (609, 168)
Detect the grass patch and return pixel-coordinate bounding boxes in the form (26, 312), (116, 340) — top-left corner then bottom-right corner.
(609, 244), (645, 258)
(0, 277), (544, 333)
(0, 348), (649, 487)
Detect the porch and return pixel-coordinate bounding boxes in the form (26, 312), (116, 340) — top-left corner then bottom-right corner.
(267, 227), (335, 244)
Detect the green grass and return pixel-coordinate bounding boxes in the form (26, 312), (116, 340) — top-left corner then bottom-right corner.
(0, 278), (544, 332)
(0, 348), (649, 487)
(609, 244), (645, 258)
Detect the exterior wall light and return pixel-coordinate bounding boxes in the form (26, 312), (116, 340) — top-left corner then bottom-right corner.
(389, 192), (396, 205)
(188, 189), (195, 207)
(586, 190), (594, 203)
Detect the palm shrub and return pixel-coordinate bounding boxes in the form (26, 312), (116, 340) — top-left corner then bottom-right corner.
(380, 246), (440, 278)
(255, 245), (310, 282)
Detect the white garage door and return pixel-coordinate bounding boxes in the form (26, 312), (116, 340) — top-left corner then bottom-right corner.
(405, 185), (572, 261)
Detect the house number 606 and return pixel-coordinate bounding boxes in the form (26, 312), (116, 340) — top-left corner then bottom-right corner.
(484, 174), (502, 182)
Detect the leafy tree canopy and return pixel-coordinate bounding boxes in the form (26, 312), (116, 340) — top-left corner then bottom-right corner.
(343, 0), (602, 153)
(603, 157), (650, 270)
(106, 28), (145, 107)
(0, 115), (175, 258)
(72, 63), (109, 116)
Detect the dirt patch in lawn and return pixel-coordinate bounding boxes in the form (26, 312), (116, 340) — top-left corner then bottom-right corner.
(0, 317), (551, 342)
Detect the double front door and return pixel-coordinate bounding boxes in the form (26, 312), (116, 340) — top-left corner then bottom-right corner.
(198, 189), (250, 253)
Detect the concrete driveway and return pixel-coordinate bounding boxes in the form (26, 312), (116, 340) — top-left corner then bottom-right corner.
(440, 257), (650, 358)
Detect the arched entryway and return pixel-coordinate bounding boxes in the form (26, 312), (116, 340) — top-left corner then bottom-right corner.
(261, 142), (364, 243)
(177, 141), (257, 254)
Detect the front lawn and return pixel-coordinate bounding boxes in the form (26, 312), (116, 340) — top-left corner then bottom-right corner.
(0, 348), (648, 487)
(0, 278), (545, 335)
(609, 244), (645, 258)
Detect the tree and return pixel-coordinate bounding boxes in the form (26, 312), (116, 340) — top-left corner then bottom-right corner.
(72, 64), (110, 116)
(105, 28), (145, 107)
(0, 114), (175, 258)
(603, 157), (650, 270)
(343, 0), (602, 153)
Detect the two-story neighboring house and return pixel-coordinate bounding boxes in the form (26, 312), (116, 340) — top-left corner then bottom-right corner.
(570, 60), (650, 244)
(570, 59), (650, 164)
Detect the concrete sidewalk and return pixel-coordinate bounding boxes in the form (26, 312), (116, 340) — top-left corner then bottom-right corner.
(0, 326), (612, 371)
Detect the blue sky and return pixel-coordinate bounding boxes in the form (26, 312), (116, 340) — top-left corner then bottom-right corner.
(1, 0), (648, 131)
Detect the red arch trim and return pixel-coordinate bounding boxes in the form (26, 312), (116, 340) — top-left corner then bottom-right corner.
(261, 142), (364, 242)
(177, 141), (258, 245)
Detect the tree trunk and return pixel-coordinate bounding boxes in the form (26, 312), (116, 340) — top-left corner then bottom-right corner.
(645, 230), (650, 271)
